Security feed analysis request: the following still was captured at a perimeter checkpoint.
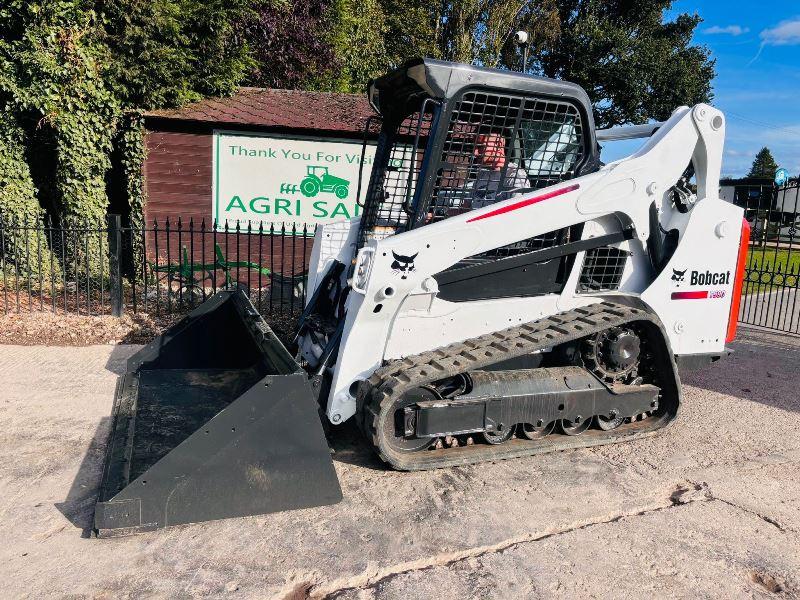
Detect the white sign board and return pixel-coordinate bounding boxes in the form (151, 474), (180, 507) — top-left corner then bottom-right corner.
(213, 131), (376, 231)
(719, 185), (735, 204)
(776, 183), (800, 214)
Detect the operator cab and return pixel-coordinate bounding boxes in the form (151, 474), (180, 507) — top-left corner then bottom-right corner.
(297, 59), (604, 371)
(357, 58), (601, 248)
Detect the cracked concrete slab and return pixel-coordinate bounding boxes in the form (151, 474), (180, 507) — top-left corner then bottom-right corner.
(689, 457), (800, 534)
(328, 499), (800, 600)
(0, 325), (798, 599)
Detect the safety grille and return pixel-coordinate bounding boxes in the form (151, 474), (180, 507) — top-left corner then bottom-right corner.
(578, 247), (629, 292)
(358, 108), (434, 247)
(428, 91), (584, 222)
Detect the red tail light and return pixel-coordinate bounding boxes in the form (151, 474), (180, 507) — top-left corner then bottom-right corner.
(726, 218), (751, 342)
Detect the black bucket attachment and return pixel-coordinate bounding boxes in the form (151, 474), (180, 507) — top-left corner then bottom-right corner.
(94, 290), (342, 536)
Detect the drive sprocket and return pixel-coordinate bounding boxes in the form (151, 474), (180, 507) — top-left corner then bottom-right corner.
(583, 326), (641, 383)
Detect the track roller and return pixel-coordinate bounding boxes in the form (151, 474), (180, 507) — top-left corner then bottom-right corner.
(482, 424), (515, 445)
(519, 420), (556, 440)
(560, 417), (591, 436)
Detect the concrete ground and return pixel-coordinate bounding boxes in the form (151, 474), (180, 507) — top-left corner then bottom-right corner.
(1, 326), (799, 599)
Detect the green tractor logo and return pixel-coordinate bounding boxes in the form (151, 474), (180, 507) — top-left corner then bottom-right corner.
(300, 165), (350, 199)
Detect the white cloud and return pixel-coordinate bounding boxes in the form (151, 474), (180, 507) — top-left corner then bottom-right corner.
(760, 124), (800, 140)
(720, 118), (800, 177)
(760, 18), (800, 46)
(704, 25), (750, 36)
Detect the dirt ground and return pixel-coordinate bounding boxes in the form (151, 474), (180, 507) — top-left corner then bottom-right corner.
(0, 308), (299, 347)
(1, 326), (799, 599)
(0, 311), (174, 345)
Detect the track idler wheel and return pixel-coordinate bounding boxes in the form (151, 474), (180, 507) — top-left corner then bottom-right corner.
(560, 416), (591, 436)
(387, 387), (440, 453)
(519, 420), (556, 440)
(482, 423), (515, 445)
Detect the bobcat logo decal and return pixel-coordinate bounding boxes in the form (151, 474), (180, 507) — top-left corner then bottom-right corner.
(391, 251), (418, 280)
(671, 268), (687, 285)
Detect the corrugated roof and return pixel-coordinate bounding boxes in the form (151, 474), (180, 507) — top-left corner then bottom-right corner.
(145, 87), (375, 134)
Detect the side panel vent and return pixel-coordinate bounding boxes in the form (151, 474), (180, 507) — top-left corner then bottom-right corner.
(578, 247), (629, 292)
(471, 228), (566, 260)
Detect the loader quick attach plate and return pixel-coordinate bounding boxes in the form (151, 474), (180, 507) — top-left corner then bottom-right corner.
(94, 290), (342, 536)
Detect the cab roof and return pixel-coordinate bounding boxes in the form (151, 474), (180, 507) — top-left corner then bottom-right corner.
(367, 58), (596, 134)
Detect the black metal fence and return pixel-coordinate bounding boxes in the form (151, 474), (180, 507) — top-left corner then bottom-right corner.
(0, 213), (316, 318)
(734, 178), (800, 334)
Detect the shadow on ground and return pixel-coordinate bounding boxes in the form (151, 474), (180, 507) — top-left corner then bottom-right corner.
(327, 420), (387, 471)
(104, 343), (141, 375)
(54, 417), (111, 538)
(62, 344), (139, 537)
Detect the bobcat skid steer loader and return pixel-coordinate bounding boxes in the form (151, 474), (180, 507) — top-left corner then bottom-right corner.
(94, 59), (750, 535)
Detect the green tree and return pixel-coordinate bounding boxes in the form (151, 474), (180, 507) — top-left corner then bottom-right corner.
(332, 0), (560, 84)
(97, 0), (256, 109)
(325, 0), (391, 92)
(317, 0), (715, 129)
(430, 0), (561, 67)
(536, 1), (716, 127)
(747, 147), (779, 179)
(243, 0), (396, 92)
(0, 1), (118, 223)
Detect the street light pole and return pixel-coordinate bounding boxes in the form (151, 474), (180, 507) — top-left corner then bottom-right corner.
(515, 30), (530, 73)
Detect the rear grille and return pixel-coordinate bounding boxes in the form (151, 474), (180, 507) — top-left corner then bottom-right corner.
(578, 247), (628, 292)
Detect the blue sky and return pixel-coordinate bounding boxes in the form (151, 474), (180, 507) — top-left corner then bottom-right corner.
(601, 1), (800, 178)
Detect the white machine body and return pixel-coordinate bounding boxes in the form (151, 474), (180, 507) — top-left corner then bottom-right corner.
(300, 104), (744, 424)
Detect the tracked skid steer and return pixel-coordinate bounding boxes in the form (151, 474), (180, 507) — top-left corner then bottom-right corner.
(95, 59), (750, 535)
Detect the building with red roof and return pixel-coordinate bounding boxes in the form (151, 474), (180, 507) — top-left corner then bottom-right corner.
(141, 88), (376, 224)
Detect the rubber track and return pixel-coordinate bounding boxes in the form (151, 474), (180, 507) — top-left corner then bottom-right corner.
(357, 300), (681, 470)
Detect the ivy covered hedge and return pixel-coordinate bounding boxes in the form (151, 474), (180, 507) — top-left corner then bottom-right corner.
(0, 1), (256, 278)
(1, 2), (115, 223)
(0, 111), (41, 223)
(0, 0), (253, 230)
(0, 109), (55, 282)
